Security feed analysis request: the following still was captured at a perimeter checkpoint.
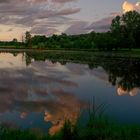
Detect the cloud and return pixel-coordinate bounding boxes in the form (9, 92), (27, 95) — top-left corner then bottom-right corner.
(87, 16), (113, 32)
(30, 26), (59, 36)
(7, 28), (13, 32)
(3, 0), (140, 38)
(64, 15), (114, 34)
(52, 0), (77, 3)
(122, 1), (140, 13)
(82, 1), (140, 34)
(56, 7), (80, 15)
(0, 0), (80, 37)
(65, 21), (89, 35)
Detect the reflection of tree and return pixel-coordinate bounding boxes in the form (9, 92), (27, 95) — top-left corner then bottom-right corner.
(25, 53), (32, 66)
(24, 51), (103, 67)
(100, 57), (140, 95)
(24, 51), (140, 95)
(3, 51), (140, 96)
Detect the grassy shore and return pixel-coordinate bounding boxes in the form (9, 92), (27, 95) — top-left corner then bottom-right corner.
(1, 118), (140, 140)
(1, 111), (140, 140)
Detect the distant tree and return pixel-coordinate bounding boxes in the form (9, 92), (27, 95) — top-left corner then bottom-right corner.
(31, 35), (47, 48)
(11, 38), (18, 47)
(25, 31), (32, 48)
(12, 38), (18, 43)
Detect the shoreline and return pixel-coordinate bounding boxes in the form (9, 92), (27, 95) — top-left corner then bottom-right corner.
(0, 48), (140, 58)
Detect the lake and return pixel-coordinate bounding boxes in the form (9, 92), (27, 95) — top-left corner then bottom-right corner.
(0, 50), (140, 134)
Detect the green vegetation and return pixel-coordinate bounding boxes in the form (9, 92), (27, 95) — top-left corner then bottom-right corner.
(25, 31), (32, 48)
(0, 11), (140, 50)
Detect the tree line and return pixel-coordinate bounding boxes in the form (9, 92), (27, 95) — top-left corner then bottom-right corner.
(0, 11), (140, 50)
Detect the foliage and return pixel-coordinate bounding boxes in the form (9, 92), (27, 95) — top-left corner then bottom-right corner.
(25, 31), (32, 48)
(0, 11), (140, 50)
(111, 11), (140, 48)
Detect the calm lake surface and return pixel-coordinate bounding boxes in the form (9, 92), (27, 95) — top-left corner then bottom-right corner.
(0, 50), (140, 134)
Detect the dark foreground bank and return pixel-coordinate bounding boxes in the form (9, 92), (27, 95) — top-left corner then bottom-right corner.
(1, 112), (140, 140)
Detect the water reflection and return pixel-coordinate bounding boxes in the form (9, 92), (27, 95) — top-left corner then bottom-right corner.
(0, 53), (86, 133)
(102, 58), (140, 96)
(117, 87), (138, 96)
(23, 51), (140, 96)
(0, 51), (140, 132)
(0, 52), (26, 68)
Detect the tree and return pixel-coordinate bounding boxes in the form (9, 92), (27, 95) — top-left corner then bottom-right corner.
(12, 38), (18, 47)
(25, 31), (32, 48)
(111, 16), (121, 34)
(111, 11), (140, 49)
(12, 38), (18, 43)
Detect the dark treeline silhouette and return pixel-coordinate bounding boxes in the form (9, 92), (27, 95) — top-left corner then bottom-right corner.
(0, 11), (140, 50)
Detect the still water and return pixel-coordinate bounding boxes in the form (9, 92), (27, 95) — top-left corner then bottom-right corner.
(0, 51), (140, 134)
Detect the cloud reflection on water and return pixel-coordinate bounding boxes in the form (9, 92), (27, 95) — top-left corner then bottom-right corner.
(0, 52), (140, 133)
(0, 53), (86, 134)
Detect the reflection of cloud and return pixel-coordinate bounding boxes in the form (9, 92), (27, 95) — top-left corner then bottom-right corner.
(129, 88), (138, 96)
(66, 63), (88, 75)
(44, 89), (85, 135)
(117, 86), (127, 96)
(0, 59), (78, 113)
(0, 53), (86, 134)
(0, 53), (26, 69)
(117, 86), (139, 96)
(20, 112), (28, 119)
(15, 88), (85, 135)
(90, 67), (108, 82)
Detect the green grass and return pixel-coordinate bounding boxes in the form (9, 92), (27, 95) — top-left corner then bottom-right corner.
(1, 118), (140, 140)
(1, 119), (140, 140)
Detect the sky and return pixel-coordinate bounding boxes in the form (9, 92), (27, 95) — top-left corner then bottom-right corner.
(0, 0), (140, 41)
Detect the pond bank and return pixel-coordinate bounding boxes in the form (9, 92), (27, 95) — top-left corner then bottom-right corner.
(1, 116), (140, 140)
